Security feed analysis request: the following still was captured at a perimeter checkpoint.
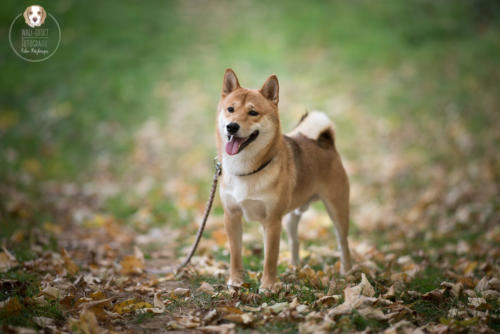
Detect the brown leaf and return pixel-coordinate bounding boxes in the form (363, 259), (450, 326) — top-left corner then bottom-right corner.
(197, 282), (215, 294)
(72, 309), (103, 334)
(61, 248), (79, 276)
(422, 289), (445, 302)
(223, 312), (254, 324)
(314, 295), (340, 308)
(173, 287), (190, 297)
(0, 297), (22, 315)
(41, 286), (61, 299)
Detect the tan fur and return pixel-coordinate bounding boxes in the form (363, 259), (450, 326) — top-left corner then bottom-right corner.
(216, 69), (352, 290)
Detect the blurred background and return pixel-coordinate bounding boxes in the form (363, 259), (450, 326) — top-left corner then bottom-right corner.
(1, 0), (499, 281)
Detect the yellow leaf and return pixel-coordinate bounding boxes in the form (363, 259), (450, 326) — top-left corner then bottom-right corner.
(61, 248), (79, 276)
(464, 261), (478, 275)
(120, 255), (144, 275)
(43, 222), (62, 234)
(112, 299), (152, 314)
(83, 214), (108, 228)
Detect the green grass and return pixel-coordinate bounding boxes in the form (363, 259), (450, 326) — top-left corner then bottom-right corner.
(351, 311), (388, 331)
(133, 312), (156, 324)
(407, 267), (445, 294)
(0, 270), (65, 328)
(238, 321), (298, 334)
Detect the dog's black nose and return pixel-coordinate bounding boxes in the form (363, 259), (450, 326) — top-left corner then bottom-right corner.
(33, 17), (38, 22)
(226, 122), (240, 134)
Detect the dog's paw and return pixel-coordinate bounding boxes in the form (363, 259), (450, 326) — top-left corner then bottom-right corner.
(258, 281), (282, 294)
(227, 278), (244, 289)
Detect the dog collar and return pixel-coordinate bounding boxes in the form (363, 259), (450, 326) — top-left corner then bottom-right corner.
(237, 157), (274, 177)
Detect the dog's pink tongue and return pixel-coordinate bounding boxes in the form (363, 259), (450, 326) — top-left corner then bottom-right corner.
(225, 136), (244, 155)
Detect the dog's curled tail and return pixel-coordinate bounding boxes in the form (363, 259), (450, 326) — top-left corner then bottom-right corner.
(289, 111), (335, 147)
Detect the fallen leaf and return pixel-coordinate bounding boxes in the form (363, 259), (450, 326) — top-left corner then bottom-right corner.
(314, 295), (340, 308)
(32, 316), (55, 328)
(61, 248), (79, 276)
(173, 287), (190, 297)
(358, 306), (390, 320)
(0, 297), (22, 315)
(268, 302), (288, 314)
(69, 309), (103, 334)
(198, 323), (235, 334)
(120, 255), (144, 275)
(203, 309), (217, 323)
(197, 282), (215, 294)
(422, 289), (444, 302)
(223, 312), (254, 324)
(112, 299), (153, 314)
(41, 286), (61, 299)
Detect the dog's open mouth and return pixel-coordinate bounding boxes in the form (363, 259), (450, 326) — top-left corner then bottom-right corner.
(225, 130), (259, 155)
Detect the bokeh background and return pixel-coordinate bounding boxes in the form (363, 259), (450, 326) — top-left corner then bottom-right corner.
(0, 0), (499, 330)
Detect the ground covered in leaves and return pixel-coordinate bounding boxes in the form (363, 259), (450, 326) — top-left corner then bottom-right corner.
(1, 0), (499, 333)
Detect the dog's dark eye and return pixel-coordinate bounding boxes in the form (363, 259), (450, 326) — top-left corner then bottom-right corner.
(248, 110), (259, 116)
(227, 107), (234, 113)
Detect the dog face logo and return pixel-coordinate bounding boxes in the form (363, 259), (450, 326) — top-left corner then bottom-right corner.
(23, 5), (47, 28)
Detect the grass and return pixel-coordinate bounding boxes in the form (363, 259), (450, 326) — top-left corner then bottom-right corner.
(0, 270), (64, 328)
(238, 321), (298, 334)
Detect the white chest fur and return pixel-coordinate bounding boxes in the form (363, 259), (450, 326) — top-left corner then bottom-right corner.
(220, 161), (279, 223)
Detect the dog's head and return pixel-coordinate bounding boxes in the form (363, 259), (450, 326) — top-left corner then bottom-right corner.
(24, 5), (47, 28)
(217, 69), (280, 158)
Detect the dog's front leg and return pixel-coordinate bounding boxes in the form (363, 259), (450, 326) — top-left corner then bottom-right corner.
(224, 209), (244, 287)
(261, 219), (282, 290)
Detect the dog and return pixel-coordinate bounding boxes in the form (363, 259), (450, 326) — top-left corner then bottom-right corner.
(216, 69), (352, 290)
(24, 5), (47, 28)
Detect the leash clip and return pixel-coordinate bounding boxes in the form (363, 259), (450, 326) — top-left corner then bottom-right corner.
(214, 157), (222, 176)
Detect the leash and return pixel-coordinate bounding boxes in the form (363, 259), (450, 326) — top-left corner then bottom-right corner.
(177, 157), (222, 271)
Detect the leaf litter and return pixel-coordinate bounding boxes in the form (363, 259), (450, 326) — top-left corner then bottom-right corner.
(1, 80), (499, 333)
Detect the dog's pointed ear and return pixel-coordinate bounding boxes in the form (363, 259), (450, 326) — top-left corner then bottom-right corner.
(222, 68), (240, 97)
(260, 75), (279, 105)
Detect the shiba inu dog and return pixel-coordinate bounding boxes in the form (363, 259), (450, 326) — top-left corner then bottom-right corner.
(216, 69), (352, 290)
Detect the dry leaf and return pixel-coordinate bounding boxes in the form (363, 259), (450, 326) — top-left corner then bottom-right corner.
(268, 302), (288, 314)
(197, 282), (215, 294)
(61, 248), (79, 276)
(314, 295), (340, 308)
(41, 286), (61, 299)
(0, 297), (22, 315)
(223, 312), (254, 324)
(112, 299), (153, 314)
(173, 287), (190, 297)
(120, 255), (144, 275)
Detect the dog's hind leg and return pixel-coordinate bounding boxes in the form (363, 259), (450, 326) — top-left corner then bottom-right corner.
(321, 185), (352, 274)
(285, 202), (310, 267)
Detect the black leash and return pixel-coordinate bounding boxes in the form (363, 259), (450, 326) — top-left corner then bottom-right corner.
(177, 158), (222, 271)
